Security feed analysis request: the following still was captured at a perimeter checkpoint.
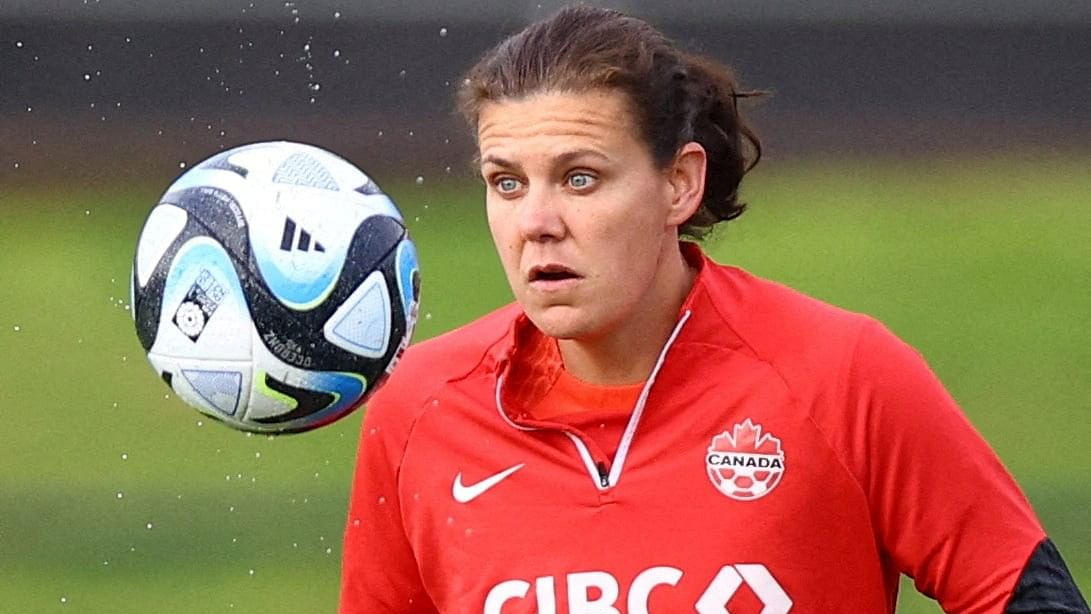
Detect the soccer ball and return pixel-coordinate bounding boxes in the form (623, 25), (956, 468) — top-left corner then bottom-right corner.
(131, 141), (420, 434)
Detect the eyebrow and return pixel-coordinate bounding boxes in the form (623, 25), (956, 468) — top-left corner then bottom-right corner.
(480, 148), (611, 171)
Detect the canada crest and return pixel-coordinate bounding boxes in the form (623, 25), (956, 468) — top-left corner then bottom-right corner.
(706, 419), (786, 501)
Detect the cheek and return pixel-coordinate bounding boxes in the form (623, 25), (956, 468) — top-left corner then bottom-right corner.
(485, 202), (520, 266)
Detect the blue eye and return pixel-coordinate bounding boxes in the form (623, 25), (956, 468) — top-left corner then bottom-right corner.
(568, 173), (595, 189)
(496, 177), (521, 193)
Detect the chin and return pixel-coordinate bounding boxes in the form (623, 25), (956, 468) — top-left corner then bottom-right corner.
(523, 305), (595, 340)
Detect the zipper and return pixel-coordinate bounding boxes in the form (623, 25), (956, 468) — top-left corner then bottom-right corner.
(495, 310), (693, 491)
(596, 462), (609, 488)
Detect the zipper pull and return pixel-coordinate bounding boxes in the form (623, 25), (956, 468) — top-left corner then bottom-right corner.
(596, 462), (609, 488)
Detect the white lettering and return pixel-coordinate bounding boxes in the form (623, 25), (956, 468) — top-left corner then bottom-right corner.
(695, 566), (743, 614)
(706, 453), (784, 469)
(483, 564), (791, 613)
(536, 575), (557, 614)
(567, 571), (621, 614)
(484, 579), (529, 614)
(735, 564), (793, 614)
(627, 566), (683, 614)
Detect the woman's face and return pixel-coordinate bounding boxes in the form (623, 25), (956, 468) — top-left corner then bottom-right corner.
(477, 88), (699, 342)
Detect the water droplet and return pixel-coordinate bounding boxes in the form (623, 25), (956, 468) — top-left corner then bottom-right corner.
(308, 82), (321, 91)
(196, 420), (204, 427)
(12, 325), (21, 332)
(302, 43), (310, 52)
(26, 105), (32, 112)
(60, 596), (67, 604)
(415, 176), (424, 185)
(332, 49), (340, 58)
(15, 41), (23, 48)
(87, 44), (94, 51)
(464, 528), (473, 537)
(446, 516), (455, 526)
(145, 522), (153, 529)
(84, 210), (91, 215)
(83, 73), (91, 81)
(352, 518), (361, 527)
(248, 569), (255, 576)
(333, 10), (341, 18)
(120, 453), (128, 460)
(13, 162), (19, 169)
(116, 492), (124, 499)
(254, 452), (261, 458)
(425, 312), (433, 321)
(399, 69), (407, 78)
(377, 496), (386, 505)
(179, 161), (187, 168)
(325, 547), (333, 554)
(439, 27), (448, 37)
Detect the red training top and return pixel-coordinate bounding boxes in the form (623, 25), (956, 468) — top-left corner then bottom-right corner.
(340, 243), (1044, 614)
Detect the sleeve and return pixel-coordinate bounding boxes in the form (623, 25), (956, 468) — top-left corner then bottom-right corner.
(847, 320), (1048, 614)
(1005, 538), (1089, 613)
(339, 381), (438, 614)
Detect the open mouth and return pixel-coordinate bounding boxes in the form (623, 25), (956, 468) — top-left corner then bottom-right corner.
(528, 264), (580, 283)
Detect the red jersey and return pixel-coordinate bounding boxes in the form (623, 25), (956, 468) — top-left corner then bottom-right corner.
(340, 244), (1044, 613)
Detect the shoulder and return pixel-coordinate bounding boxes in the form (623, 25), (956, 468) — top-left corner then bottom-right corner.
(362, 303), (521, 426)
(699, 262), (876, 373)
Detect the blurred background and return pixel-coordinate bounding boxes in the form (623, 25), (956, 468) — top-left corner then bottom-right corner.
(1, 1), (1087, 612)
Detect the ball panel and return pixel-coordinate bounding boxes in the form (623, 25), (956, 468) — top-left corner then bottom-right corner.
(272, 152), (340, 190)
(181, 368), (244, 417)
(322, 270), (392, 359)
(151, 237), (252, 361)
(135, 204), (188, 288)
(395, 238), (421, 317)
(147, 354), (253, 423)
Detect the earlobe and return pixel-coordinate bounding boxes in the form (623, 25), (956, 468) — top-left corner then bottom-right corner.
(666, 142), (707, 226)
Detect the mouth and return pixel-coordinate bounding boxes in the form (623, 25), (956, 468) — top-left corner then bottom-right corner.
(527, 264), (582, 284)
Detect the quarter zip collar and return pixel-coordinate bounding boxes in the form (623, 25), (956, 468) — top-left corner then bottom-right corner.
(491, 243), (707, 490)
(494, 310), (692, 490)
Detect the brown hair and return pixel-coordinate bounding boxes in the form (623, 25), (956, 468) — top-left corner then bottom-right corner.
(458, 5), (764, 239)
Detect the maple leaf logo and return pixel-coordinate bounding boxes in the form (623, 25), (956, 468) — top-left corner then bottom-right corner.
(710, 419), (783, 455)
(706, 419), (787, 502)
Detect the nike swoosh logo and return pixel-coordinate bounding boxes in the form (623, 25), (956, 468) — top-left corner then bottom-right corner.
(452, 464), (524, 503)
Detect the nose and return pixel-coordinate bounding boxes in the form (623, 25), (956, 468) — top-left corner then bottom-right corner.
(517, 185), (566, 242)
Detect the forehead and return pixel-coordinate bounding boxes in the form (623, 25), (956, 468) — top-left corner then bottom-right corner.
(476, 89), (643, 164)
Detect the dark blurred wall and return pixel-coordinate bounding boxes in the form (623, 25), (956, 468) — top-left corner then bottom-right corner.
(1, 16), (1088, 186)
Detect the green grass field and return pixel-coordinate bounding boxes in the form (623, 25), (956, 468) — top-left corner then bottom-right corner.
(1, 154), (1087, 612)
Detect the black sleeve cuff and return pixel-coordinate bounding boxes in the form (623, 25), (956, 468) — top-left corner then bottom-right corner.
(1005, 537), (1089, 613)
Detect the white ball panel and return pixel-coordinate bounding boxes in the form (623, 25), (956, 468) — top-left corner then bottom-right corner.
(322, 270), (391, 358)
(149, 237), (253, 361)
(135, 204), (188, 287)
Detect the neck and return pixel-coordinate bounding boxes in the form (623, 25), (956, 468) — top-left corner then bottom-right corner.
(557, 246), (696, 386)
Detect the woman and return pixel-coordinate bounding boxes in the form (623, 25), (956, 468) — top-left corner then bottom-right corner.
(340, 6), (1086, 613)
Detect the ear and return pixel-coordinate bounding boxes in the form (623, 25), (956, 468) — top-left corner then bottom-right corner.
(664, 141), (707, 227)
